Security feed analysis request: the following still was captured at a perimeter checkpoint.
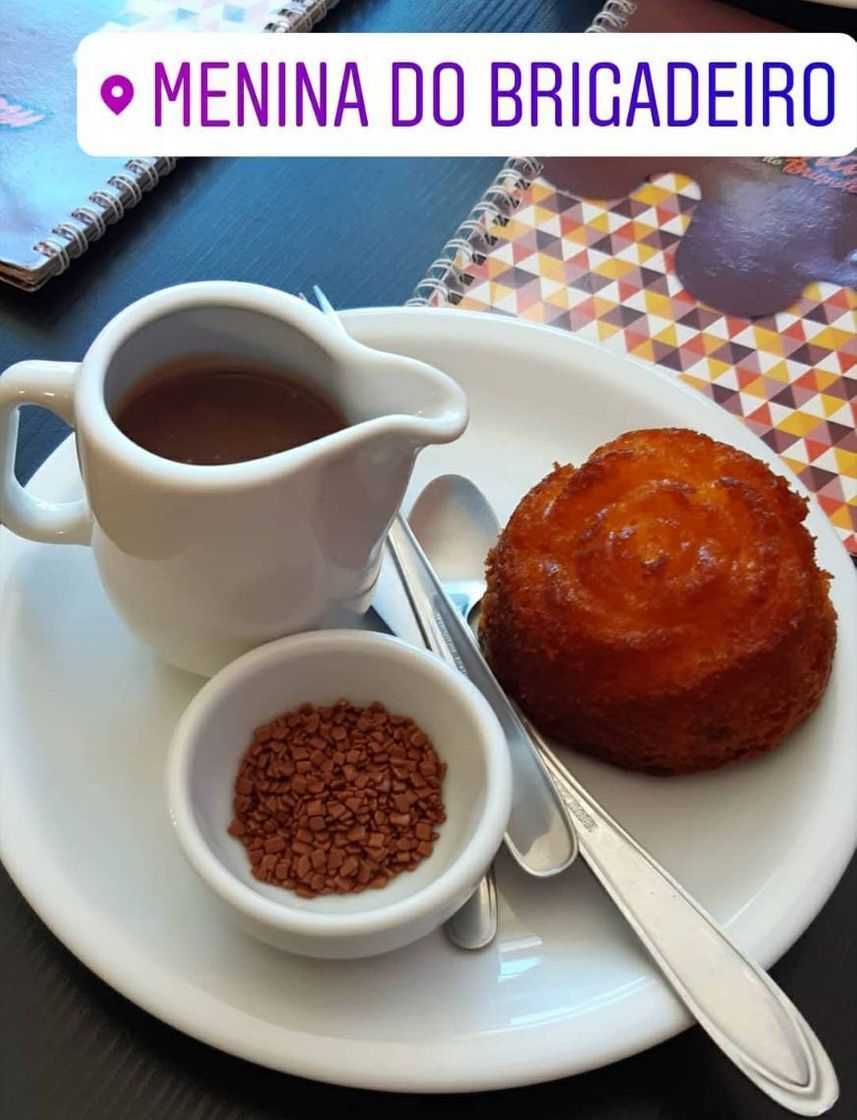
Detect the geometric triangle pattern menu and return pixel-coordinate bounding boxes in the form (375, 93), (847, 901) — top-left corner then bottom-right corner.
(431, 174), (857, 557)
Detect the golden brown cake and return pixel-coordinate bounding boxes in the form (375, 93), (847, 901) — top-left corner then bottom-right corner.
(481, 428), (836, 775)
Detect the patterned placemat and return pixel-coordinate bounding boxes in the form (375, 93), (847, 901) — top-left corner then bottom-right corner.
(422, 173), (856, 557)
(101, 0), (281, 31)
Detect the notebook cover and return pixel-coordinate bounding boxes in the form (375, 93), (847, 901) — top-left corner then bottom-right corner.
(623, 0), (786, 31)
(0, 1), (330, 291)
(542, 0), (856, 317)
(410, 3), (857, 557)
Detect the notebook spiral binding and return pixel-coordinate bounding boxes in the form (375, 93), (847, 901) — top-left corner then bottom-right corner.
(588, 0), (637, 32)
(32, 157), (178, 280)
(265, 0), (340, 33)
(31, 0), (338, 285)
(406, 1), (635, 307)
(406, 158), (543, 307)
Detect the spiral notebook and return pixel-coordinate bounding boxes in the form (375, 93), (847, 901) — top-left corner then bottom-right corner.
(0, 0), (338, 292)
(410, 2), (857, 558)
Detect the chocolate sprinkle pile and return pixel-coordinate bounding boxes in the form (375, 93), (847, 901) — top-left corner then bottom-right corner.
(228, 700), (447, 897)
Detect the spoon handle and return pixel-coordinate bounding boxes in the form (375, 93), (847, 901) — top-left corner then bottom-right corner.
(445, 865), (499, 950)
(386, 516), (577, 878)
(534, 737), (838, 1116)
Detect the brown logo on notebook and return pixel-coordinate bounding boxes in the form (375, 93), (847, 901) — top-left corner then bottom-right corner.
(539, 157), (857, 318)
(773, 156), (857, 196)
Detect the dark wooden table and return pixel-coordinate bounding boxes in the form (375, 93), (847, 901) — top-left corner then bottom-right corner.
(1, 2), (854, 1118)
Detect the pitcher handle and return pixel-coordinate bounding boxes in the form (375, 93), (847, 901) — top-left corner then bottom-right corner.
(0, 361), (91, 544)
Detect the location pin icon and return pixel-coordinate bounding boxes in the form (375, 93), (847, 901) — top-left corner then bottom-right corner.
(101, 74), (134, 115)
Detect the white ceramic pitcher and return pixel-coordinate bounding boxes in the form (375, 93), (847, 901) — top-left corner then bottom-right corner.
(0, 282), (468, 675)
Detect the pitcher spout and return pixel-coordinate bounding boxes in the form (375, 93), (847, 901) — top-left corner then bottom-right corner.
(336, 342), (468, 449)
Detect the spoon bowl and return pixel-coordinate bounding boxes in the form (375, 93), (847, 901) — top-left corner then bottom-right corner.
(409, 474), (500, 621)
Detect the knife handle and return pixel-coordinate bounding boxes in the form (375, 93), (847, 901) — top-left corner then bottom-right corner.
(535, 738), (838, 1116)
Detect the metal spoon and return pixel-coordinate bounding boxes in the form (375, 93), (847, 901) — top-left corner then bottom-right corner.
(412, 474), (838, 1116)
(386, 515), (577, 877)
(410, 478), (501, 949)
(409, 474), (497, 629)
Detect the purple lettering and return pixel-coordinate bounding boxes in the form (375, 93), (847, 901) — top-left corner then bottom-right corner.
(530, 62), (563, 126)
(296, 62), (326, 126)
(626, 62), (660, 126)
(392, 62), (423, 126)
(491, 62), (522, 126)
(236, 62), (267, 126)
(201, 61), (229, 127)
(589, 62), (620, 127)
(334, 62), (368, 126)
(154, 61), (190, 126)
(433, 62), (464, 126)
(803, 62), (833, 126)
(709, 61), (738, 127)
(762, 62), (795, 126)
(278, 61), (287, 126)
(666, 62), (698, 127)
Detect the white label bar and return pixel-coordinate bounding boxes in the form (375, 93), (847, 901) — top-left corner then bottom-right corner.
(77, 32), (857, 157)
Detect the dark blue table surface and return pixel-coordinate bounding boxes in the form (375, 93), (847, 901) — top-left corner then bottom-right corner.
(1, 2), (855, 1119)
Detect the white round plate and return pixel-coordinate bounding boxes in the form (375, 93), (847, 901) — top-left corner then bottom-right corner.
(2, 308), (855, 1092)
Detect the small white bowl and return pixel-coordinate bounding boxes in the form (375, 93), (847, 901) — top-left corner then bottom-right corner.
(166, 629), (512, 958)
